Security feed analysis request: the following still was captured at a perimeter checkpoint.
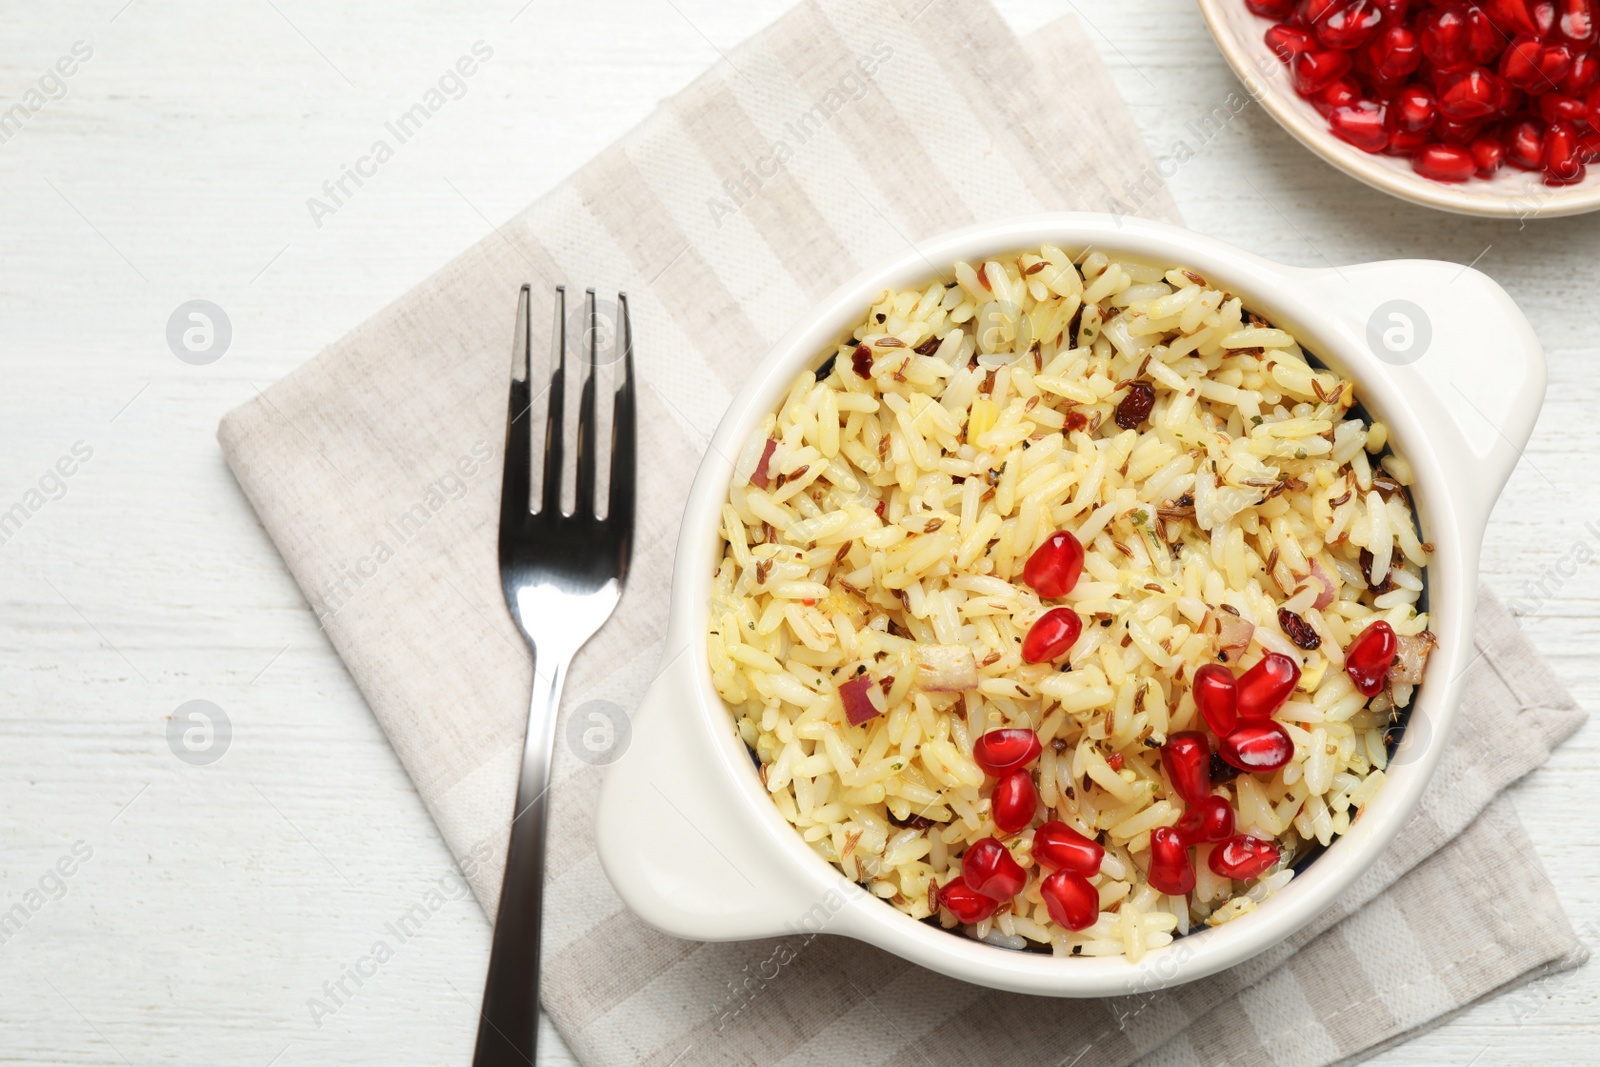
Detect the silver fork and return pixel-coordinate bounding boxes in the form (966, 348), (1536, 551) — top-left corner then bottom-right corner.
(474, 284), (635, 1065)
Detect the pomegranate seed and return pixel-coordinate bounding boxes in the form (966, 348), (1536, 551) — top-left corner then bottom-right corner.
(1385, 125), (1431, 153)
(1470, 133), (1507, 172)
(1220, 721), (1296, 773)
(1539, 89), (1590, 119)
(1464, 6), (1507, 63)
(1544, 117), (1588, 180)
(1419, 4), (1475, 71)
(1373, 0), (1412, 24)
(1580, 127), (1600, 161)
(1248, 0), (1299, 15)
(1559, 49), (1600, 92)
(1413, 141), (1481, 179)
(962, 837), (1026, 901)
(991, 769), (1038, 834)
(1236, 652), (1301, 720)
(1193, 662), (1240, 736)
(1345, 619), (1398, 696)
(1436, 113), (1489, 143)
(1161, 732), (1214, 807)
(1300, 0), (1344, 24)
(1330, 102), (1392, 149)
(1535, 0), (1559, 37)
(1175, 796), (1237, 846)
(1293, 47), (1357, 93)
(1040, 870), (1100, 931)
(1023, 530), (1085, 598)
(937, 878), (999, 923)
(1209, 834), (1283, 880)
(1437, 66), (1506, 117)
(1506, 117), (1548, 167)
(1481, 0), (1542, 38)
(1590, 82), (1600, 125)
(1318, 0), (1387, 47)
(1021, 608), (1083, 664)
(1559, 0), (1600, 46)
(1503, 35), (1574, 88)
(972, 728), (1041, 777)
(1392, 83), (1439, 130)
(1114, 381), (1156, 429)
(1317, 76), (1364, 114)
(1267, 23), (1319, 62)
(1033, 821), (1104, 876)
(1106, 752), (1124, 771)
(1146, 827), (1197, 896)
(1367, 25), (1423, 80)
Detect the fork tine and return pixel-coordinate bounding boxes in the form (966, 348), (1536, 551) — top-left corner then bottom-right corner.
(574, 290), (600, 517)
(499, 285), (533, 538)
(607, 292), (636, 536)
(540, 285), (567, 515)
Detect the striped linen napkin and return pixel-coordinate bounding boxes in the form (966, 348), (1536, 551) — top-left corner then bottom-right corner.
(216, 1), (1588, 1063)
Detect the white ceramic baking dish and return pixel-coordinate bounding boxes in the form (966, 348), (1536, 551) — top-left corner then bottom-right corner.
(595, 214), (1544, 997)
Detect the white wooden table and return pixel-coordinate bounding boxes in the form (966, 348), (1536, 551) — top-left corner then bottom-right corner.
(2, 1), (1594, 1063)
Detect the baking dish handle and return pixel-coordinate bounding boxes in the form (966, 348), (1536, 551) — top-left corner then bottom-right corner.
(595, 640), (832, 942)
(1295, 260), (1545, 542)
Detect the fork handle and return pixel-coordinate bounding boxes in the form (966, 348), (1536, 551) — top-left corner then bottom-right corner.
(473, 648), (567, 1066)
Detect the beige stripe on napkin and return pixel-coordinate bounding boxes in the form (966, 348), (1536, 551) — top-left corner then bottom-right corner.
(217, 2), (1586, 1065)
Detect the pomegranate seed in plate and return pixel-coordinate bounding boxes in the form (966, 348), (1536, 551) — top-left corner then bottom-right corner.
(1505, 117), (1548, 167)
(1464, 5), (1507, 63)
(991, 769), (1038, 834)
(1534, 0), (1559, 37)
(1023, 530), (1085, 598)
(1590, 82), (1600, 124)
(1247, 0), (1299, 16)
(963, 838), (1027, 901)
(1413, 141), (1481, 179)
(1539, 89), (1590, 119)
(1161, 732), (1214, 807)
(1435, 113), (1488, 143)
(1033, 821), (1104, 876)
(1559, 0), (1600, 46)
(1220, 721), (1297, 773)
(1193, 662), (1240, 736)
(1501, 35), (1573, 88)
(972, 728), (1041, 777)
(1318, 0), (1387, 48)
(1373, 0), (1412, 24)
(1267, 23), (1319, 62)
(1021, 608), (1084, 664)
(1040, 871), (1099, 931)
(1481, 0), (1542, 37)
(1330, 102), (1392, 149)
(1345, 619), (1398, 696)
(1147, 827), (1197, 896)
(1317, 76), (1364, 114)
(1384, 124), (1430, 153)
(1175, 796), (1237, 846)
(1470, 133), (1508, 172)
(1209, 834), (1283, 880)
(1437, 66), (1506, 117)
(1292, 48), (1357, 93)
(1544, 117), (1588, 181)
(1367, 25), (1423, 80)
(1559, 49), (1600, 92)
(938, 878), (999, 923)
(1419, 4), (1475, 71)
(1580, 127), (1600, 161)
(1236, 652), (1301, 720)
(1393, 83), (1438, 130)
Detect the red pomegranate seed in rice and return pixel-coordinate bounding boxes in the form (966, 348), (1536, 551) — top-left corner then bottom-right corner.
(1220, 721), (1296, 773)
(991, 769), (1038, 834)
(1040, 870), (1100, 931)
(1023, 530), (1085, 598)
(1209, 834), (1284, 880)
(1175, 796), (1237, 846)
(938, 878), (999, 923)
(1106, 752), (1124, 772)
(1032, 821), (1105, 876)
(1235, 652), (1301, 720)
(1146, 827), (1197, 896)
(972, 728), (1041, 777)
(1345, 619), (1399, 696)
(1021, 608), (1084, 664)
(962, 838), (1027, 901)
(1193, 663), (1240, 736)
(1160, 732), (1214, 807)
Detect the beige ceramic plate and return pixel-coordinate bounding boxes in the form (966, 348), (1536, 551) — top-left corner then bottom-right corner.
(1196, 0), (1600, 218)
